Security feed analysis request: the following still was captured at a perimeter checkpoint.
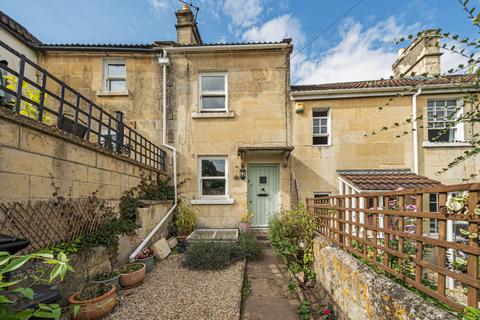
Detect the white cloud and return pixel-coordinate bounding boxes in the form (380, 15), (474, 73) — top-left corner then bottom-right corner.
(224, 0), (263, 28)
(242, 14), (305, 44)
(148, 0), (171, 11)
(293, 17), (418, 84)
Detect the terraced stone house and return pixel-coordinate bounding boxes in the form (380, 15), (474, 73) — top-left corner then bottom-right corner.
(1, 5), (479, 233)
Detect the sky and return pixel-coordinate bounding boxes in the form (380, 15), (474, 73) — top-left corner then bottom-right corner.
(2, 0), (478, 84)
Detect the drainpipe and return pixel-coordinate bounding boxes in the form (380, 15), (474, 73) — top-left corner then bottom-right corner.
(129, 50), (178, 260)
(412, 87), (422, 175)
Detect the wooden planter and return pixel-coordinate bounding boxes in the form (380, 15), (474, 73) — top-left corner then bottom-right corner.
(68, 285), (116, 320)
(119, 263), (146, 289)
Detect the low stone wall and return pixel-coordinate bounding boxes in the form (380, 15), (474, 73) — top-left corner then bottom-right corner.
(0, 109), (166, 202)
(57, 201), (173, 300)
(313, 235), (457, 320)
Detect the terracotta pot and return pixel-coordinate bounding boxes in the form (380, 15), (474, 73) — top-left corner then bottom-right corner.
(239, 222), (251, 233)
(119, 263), (146, 289)
(89, 274), (121, 291)
(68, 285), (116, 320)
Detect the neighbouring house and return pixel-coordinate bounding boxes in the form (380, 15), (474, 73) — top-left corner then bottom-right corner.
(0, 6), (479, 232)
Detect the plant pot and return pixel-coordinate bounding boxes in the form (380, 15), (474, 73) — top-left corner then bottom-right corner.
(119, 263), (146, 289)
(68, 285), (116, 320)
(89, 274), (121, 291)
(239, 222), (251, 233)
(134, 255), (154, 273)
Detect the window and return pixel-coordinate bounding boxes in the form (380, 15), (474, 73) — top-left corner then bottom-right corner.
(199, 157), (228, 197)
(312, 108), (330, 145)
(313, 192), (330, 198)
(429, 193), (439, 235)
(104, 60), (126, 92)
(199, 73), (227, 112)
(427, 99), (463, 142)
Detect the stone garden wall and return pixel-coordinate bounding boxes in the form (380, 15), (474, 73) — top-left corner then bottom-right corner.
(313, 235), (456, 320)
(0, 108), (166, 202)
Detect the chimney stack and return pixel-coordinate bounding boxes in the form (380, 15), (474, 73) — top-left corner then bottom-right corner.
(392, 30), (442, 79)
(175, 4), (202, 45)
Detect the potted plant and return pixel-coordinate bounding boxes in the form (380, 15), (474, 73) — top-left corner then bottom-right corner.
(134, 248), (154, 273)
(89, 270), (120, 290)
(68, 283), (116, 320)
(174, 200), (197, 242)
(118, 262), (146, 289)
(239, 210), (254, 233)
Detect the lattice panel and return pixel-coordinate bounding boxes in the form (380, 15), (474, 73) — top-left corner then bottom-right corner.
(0, 198), (113, 253)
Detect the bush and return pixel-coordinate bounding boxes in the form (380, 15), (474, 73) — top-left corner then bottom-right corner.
(237, 232), (263, 261)
(184, 233), (262, 270)
(269, 205), (319, 281)
(184, 242), (239, 270)
(137, 176), (174, 201)
(174, 200), (198, 236)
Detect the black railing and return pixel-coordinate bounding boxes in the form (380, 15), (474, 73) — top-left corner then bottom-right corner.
(0, 40), (166, 171)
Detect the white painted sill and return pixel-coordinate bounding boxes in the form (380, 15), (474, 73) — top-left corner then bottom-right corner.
(190, 198), (235, 205)
(96, 90), (129, 97)
(422, 141), (472, 148)
(192, 111), (235, 119)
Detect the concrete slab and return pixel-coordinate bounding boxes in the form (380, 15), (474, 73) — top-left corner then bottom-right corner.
(241, 242), (299, 320)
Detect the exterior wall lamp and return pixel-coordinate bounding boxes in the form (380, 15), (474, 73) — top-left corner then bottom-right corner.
(239, 167), (246, 180)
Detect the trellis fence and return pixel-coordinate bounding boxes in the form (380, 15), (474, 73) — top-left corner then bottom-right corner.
(0, 197), (114, 253)
(306, 183), (480, 312)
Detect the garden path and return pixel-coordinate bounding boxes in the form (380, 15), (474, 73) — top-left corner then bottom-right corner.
(242, 241), (299, 320)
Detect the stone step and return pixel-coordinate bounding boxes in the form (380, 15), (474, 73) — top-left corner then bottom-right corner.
(252, 228), (269, 240)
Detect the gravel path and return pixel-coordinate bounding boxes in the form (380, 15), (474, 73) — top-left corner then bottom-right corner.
(106, 254), (245, 320)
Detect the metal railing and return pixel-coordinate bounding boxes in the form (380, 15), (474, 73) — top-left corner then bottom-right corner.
(0, 40), (166, 171)
(306, 183), (480, 312)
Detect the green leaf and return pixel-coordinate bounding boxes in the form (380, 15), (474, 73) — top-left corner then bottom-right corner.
(0, 252), (10, 257)
(0, 280), (20, 289)
(0, 256), (31, 274)
(0, 256), (12, 267)
(49, 265), (62, 283)
(460, 228), (470, 236)
(12, 287), (34, 300)
(32, 310), (57, 319)
(14, 308), (35, 320)
(0, 295), (12, 303)
(30, 252), (54, 259)
(469, 232), (478, 239)
(475, 13), (480, 25)
(72, 304), (80, 317)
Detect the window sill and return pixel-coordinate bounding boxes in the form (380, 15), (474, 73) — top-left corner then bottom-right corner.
(313, 144), (332, 147)
(190, 198), (235, 205)
(422, 141), (472, 148)
(192, 111), (235, 119)
(96, 91), (129, 97)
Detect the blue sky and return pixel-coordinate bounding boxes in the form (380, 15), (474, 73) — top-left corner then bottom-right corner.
(2, 0), (478, 84)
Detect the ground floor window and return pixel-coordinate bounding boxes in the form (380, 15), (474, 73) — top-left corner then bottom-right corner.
(313, 192), (330, 198)
(429, 193), (439, 235)
(199, 156), (228, 197)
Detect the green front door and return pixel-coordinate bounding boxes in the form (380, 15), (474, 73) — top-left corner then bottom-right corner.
(247, 165), (280, 227)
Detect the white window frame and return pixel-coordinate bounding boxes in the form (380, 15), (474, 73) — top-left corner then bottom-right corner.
(426, 99), (464, 143)
(103, 59), (126, 92)
(199, 72), (228, 112)
(313, 192), (331, 198)
(198, 156), (228, 199)
(312, 108), (331, 146)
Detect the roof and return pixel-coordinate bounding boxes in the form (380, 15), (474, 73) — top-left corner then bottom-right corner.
(337, 169), (442, 191)
(173, 39), (292, 47)
(291, 74), (476, 92)
(0, 10), (42, 47)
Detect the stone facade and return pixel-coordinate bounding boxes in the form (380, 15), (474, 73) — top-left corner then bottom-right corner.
(313, 236), (456, 320)
(0, 108), (164, 202)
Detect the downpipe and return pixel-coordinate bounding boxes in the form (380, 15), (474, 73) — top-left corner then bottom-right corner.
(129, 50), (177, 260)
(412, 87), (422, 175)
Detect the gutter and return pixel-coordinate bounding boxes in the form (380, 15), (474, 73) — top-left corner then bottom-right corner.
(167, 42), (291, 53)
(412, 87), (422, 174)
(129, 50), (178, 261)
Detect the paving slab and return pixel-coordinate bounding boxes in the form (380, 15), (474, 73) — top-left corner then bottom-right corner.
(242, 242), (299, 320)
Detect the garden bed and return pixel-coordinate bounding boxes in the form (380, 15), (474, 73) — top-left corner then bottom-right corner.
(105, 254), (245, 320)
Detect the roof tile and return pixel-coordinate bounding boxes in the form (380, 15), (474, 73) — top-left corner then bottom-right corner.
(0, 10), (42, 46)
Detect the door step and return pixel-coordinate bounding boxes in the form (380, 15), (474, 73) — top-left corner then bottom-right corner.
(252, 228), (269, 240)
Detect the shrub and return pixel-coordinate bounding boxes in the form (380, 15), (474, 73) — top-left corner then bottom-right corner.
(174, 200), (198, 236)
(137, 175), (174, 201)
(184, 242), (239, 270)
(269, 205), (319, 281)
(237, 232), (263, 261)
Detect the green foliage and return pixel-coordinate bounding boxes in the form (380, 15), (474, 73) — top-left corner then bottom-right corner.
(76, 284), (112, 301)
(269, 205), (319, 281)
(463, 306), (480, 320)
(236, 232), (263, 262)
(297, 301), (312, 320)
(241, 276), (250, 304)
(0, 251), (74, 320)
(183, 241), (240, 270)
(287, 280), (298, 295)
(174, 200), (198, 236)
(137, 174), (174, 201)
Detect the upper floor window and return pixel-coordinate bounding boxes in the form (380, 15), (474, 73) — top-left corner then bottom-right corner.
(199, 73), (228, 112)
(313, 108), (330, 146)
(104, 60), (126, 92)
(427, 99), (463, 142)
(199, 156), (228, 197)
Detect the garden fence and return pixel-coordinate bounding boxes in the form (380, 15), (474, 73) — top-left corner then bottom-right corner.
(306, 183), (480, 311)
